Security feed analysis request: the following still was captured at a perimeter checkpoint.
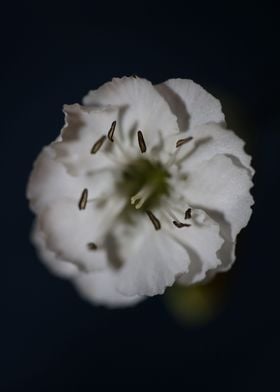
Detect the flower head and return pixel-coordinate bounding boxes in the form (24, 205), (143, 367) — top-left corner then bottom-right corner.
(27, 77), (254, 307)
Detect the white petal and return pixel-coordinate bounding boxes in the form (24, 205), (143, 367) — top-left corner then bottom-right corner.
(32, 221), (79, 278)
(27, 146), (116, 214)
(111, 216), (189, 297)
(83, 76), (179, 152)
(53, 104), (121, 175)
(27, 147), (82, 214)
(74, 269), (144, 308)
(38, 197), (125, 272)
(169, 209), (224, 285)
(33, 219), (142, 308)
(165, 123), (253, 174)
(156, 78), (225, 131)
(185, 154), (254, 270)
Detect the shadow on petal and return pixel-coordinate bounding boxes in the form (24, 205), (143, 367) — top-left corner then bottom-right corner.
(104, 233), (124, 270)
(156, 83), (190, 132)
(189, 205), (234, 273)
(177, 136), (213, 166)
(176, 245), (204, 285)
(225, 153), (254, 177)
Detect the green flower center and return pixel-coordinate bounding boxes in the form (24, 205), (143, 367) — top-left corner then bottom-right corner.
(118, 158), (170, 211)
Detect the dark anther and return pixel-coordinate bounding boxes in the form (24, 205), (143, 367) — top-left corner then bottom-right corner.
(78, 188), (88, 210)
(146, 210), (161, 230)
(173, 220), (191, 228)
(137, 130), (147, 153)
(87, 242), (98, 250)
(184, 208), (192, 219)
(91, 135), (106, 154)
(108, 120), (117, 142)
(176, 137), (193, 148)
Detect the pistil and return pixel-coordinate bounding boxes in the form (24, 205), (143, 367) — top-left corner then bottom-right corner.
(131, 184), (155, 210)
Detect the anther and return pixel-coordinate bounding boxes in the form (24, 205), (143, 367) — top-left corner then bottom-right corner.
(176, 136), (193, 148)
(146, 210), (161, 231)
(91, 135), (106, 154)
(78, 188), (88, 210)
(137, 130), (147, 153)
(107, 120), (117, 142)
(173, 220), (191, 228)
(87, 242), (98, 250)
(185, 208), (192, 219)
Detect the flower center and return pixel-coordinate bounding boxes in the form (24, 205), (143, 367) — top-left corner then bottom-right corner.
(79, 121), (195, 232)
(118, 158), (170, 211)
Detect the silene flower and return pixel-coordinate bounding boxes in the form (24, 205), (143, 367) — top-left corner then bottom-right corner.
(27, 77), (254, 308)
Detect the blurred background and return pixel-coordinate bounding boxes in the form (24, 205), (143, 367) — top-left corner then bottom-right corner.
(1, 3), (279, 391)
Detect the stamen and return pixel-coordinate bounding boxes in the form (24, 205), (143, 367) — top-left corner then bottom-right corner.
(163, 202), (184, 223)
(91, 135), (106, 154)
(146, 210), (161, 230)
(185, 208), (192, 219)
(173, 221), (191, 228)
(78, 188), (88, 210)
(107, 120), (117, 142)
(176, 137), (193, 148)
(137, 130), (147, 153)
(87, 242), (98, 250)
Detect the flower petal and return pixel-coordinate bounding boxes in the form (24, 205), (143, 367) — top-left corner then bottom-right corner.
(184, 154), (254, 270)
(167, 122), (253, 174)
(111, 216), (190, 297)
(83, 76), (179, 151)
(32, 221), (79, 278)
(27, 146), (117, 214)
(168, 209), (224, 285)
(33, 220), (141, 307)
(53, 104), (121, 175)
(74, 269), (144, 308)
(38, 197), (125, 272)
(156, 78), (225, 131)
(27, 146), (83, 214)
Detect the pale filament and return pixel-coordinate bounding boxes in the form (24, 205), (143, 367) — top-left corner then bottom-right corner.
(165, 136), (194, 168)
(163, 195), (190, 219)
(165, 148), (182, 168)
(113, 137), (132, 161)
(164, 205), (182, 223)
(87, 196), (109, 204)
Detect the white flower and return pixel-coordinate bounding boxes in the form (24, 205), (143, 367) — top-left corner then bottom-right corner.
(27, 77), (254, 308)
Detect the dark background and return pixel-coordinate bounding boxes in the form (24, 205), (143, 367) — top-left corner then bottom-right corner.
(1, 3), (279, 391)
